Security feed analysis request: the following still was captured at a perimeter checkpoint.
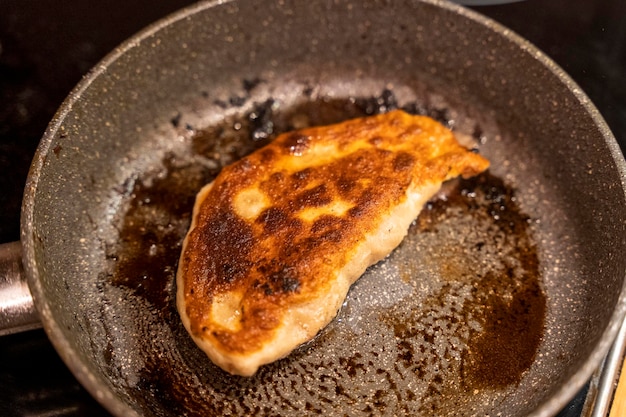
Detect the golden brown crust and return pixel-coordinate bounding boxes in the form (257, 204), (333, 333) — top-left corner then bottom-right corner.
(177, 110), (490, 375)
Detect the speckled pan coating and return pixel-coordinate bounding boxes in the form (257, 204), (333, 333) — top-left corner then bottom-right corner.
(20, 0), (626, 416)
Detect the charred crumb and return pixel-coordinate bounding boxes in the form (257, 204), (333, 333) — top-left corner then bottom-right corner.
(243, 77), (263, 93)
(229, 95), (247, 107)
(210, 79), (264, 110)
(355, 88), (399, 115)
(401, 101), (429, 116)
(216, 96), (242, 109)
(248, 99), (275, 141)
(472, 124), (487, 144)
(170, 114), (194, 133)
(353, 89), (455, 130)
(170, 113), (182, 128)
(427, 107), (453, 129)
(214, 99), (229, 109)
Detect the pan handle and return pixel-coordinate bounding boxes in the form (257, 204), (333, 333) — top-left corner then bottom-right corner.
(0, 241), (41, 336)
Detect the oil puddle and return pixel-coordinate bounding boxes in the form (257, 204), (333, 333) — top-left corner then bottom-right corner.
(380, 172), (546, 414)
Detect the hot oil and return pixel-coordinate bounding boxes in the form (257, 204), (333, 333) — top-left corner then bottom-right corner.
(376, 173), (546, 414)
(104, 90), (546, 416)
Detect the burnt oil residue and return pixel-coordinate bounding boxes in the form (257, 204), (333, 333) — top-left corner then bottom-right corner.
(102, 89), (546, 416)
(105, 155), (214, 311)
(457, 174), (546, 389)
(383, 172), (546, 414)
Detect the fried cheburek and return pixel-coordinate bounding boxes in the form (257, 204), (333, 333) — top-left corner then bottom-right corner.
(176, 110), (490, 376)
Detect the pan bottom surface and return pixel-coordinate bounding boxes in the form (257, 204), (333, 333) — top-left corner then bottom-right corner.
(89, 86), (556, 416)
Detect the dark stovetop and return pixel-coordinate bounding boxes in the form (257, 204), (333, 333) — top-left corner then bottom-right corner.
(0, 0), (624, 416)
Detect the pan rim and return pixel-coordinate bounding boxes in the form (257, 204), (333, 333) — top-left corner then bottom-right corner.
(19, 0), (626, 416)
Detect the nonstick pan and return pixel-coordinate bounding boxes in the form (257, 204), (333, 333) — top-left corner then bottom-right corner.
(1, 0), (625, 416)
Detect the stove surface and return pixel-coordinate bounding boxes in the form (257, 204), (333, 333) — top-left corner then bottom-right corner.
(1, 0), (624, 416)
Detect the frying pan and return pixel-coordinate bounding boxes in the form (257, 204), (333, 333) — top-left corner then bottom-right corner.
(1, 0), (625, 415)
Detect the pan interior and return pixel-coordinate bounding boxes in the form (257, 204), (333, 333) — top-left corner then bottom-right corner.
(97, 85), (546, 416)
(24, 0), (626, 416)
